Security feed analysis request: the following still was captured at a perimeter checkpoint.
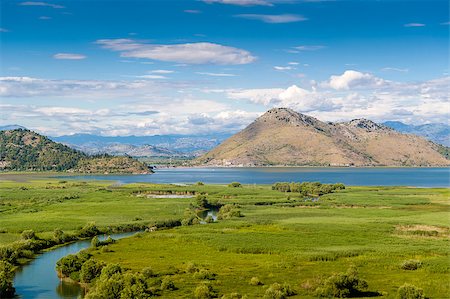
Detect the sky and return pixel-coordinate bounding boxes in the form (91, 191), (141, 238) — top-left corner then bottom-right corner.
(0, 0), (449, 137)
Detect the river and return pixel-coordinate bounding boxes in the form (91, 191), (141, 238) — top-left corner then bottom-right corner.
(13, 232), (138, 299)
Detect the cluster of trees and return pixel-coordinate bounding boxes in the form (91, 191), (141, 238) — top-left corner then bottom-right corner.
(0, 261), (15, 298)
(314, 266), (370, 298)
(56, 253), (178, 298)
(217, 204), (242, 220)
(272, 182), (345, 196)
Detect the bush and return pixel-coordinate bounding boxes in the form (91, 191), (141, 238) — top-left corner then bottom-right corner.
(315, 266), (368, 298)
(228, 182), (242, 188)
(56, 253), (90, 279)
(185, 262), (199, 273)
(21, 229), (36, 240)
(53, 228), (66, 243)
(196, 182), (205, 186)
(142, 267), (155, 279)
(79, 222), (100, 237)
(193, 269), (216, 280)
(161, 276), (177, 290)
(196, 194), (209, 208)
(100, 263), (122, 279)
(401, 260), (422, 271)
(217, 204), (242, 220)
(80, 259), (104, 283)
(0, 261), (15, 298)
(194, 282), (216, 299)
(264, 282), (296, 299)
(249, 276), (263, 286)
(397, 283), (425, 299)
(91, 236), (101, 248)
(221, 293), (247, 299)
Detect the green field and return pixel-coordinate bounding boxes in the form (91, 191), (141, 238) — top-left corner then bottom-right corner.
(0, 177), (449, 298)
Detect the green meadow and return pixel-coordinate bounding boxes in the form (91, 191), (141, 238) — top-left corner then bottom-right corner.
(0, 177), (449, 298)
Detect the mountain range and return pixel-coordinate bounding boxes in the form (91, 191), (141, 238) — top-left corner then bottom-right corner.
(197, 108), (449, 167)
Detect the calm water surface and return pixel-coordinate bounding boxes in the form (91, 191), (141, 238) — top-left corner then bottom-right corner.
(63, 167), (449, 187)
(14, 232), (138, 299)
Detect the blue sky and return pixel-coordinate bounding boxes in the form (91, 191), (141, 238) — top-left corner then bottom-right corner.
(0, 0), (448, 136)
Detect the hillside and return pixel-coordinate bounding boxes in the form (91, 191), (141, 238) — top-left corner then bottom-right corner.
(197, 108), (449, 167)
(383, 121), (450, 147)
(0, 129), (151, 173)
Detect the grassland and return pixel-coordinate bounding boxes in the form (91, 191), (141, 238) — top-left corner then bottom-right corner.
(0, 176), (449, 298)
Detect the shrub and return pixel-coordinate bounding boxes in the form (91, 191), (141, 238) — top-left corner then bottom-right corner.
(185, 262), (199, 273)
(194, 282), (216, 299)
(21, 230), (36, 240)
(315, 266), (368, 298)
(264, 282), (296, 299)
(142, 267), (155, 279)
(249, 276), (263, 286)
(193, 269), (216, 280)
(205, 215), (214, 223)
(91, 236), (101, 248)
(217, 204), (242, 220)
(401, 260), (422, 271)
(100, 263), (122, 279)
(196, 194), (209, 208)
(80, 259), (104, 283)
(161, 276), (177, 290)
(196, 182), (205, 186)
(228, 182), (242, 188)
(53, 228), (66, 243)
(0, 261), (15, 298)
(79, 222), (100, 237)
(56, 253), (90, 278)
(221, 293), (247, 299)
(397, 283), (425, 299)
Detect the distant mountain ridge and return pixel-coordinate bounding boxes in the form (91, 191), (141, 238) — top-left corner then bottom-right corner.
(0, 129), (151, 173)
(197, 108), (449, 167)
(383, 121), (449, 146)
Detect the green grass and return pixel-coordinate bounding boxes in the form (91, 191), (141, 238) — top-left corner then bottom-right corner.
(0, 176), (449, 298)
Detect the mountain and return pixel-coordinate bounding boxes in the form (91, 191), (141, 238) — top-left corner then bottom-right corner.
(0, 124), (26, 131)
(67, 142), (184, 157)
(0, 129), (151, 173)
(383, 121), (450, 146)
(51, 133), (231, 155)
(197, 108), (449, 167)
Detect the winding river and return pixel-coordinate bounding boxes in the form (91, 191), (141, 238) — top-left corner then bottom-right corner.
(13, 232), (138, 299)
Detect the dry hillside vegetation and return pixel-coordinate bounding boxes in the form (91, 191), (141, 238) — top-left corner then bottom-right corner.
(197, 108), (449, 166)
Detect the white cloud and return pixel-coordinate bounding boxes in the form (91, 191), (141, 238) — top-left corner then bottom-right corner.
(235, 14), (307, 23)
(196, 72), (237, 77)
(326, 70), (386, 90)
(0, 28), (10, 32)
(96, 39), (256, 65)
(404, 23), (426, 27)
(288, 62), (299, 65)
(202, 0), (273, 6)
(39, 16), (51, 20)
(136, 75), (167, 79)
(294, 45), (325, 51)
(441, 21), (450, 25)
(19, 1), (64, 8)
(149, 70), (174, 74)
(184, 9), (202, 13)
(274, 66), (294, 71)
(53, 53), (86, 60)
(381, 67), (409, 73)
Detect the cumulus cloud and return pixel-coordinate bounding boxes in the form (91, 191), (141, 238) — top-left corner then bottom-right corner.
(19, 1), (64, 8)
(326, 70), (386, 90)
(53, 53), (86, 60)
(223, 71), (450, 124)
(96, 39), (256, 65)
(202, 0), (273, 6)
(235, 14), (307, 23)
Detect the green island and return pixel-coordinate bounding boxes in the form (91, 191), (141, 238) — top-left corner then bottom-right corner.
(0, 178), (448, 298)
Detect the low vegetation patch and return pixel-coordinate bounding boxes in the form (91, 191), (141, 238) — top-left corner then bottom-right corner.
(397, 283), (425, 299)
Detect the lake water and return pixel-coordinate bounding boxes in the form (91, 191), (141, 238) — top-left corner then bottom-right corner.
(63, 167), (449, 187)
(14, 232), (138, 299)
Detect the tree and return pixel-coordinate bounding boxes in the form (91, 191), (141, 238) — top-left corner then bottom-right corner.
(0, 261), (15, 298)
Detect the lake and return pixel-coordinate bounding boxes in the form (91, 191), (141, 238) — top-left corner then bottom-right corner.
(62, 167), (449, 187)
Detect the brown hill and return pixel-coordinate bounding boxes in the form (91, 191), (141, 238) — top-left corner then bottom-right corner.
(197, 108), (449, 167)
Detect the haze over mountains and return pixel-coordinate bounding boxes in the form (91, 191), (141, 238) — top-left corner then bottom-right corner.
(197, 108), (449, 167)
(1, 114), (448, 160)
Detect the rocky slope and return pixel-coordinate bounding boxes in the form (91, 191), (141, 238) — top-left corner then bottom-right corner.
(197, 108), (449, 167)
